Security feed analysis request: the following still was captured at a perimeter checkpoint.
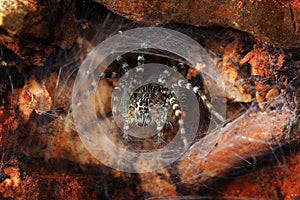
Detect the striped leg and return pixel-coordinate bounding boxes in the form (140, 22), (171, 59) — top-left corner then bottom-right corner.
(169, 96), (188, 149)
(191, 86), (225, 122)
(157, 69), (190, 148)
(175, 78), (225, 122)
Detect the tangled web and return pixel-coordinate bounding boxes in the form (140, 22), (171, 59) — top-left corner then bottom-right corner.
(71, 27), (226, 173)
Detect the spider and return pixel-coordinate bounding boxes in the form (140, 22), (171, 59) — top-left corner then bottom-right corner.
(73, 53), (225, 149)
(109, 54), (225, 148)
(122, 82), (184, 146)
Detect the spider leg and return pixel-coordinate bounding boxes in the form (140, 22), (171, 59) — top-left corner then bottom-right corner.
(169, 96), (189, 149)
(137, 54), (145, 66)
(150, 103), (170, 147)
(122, 115), (131, 141)
(191, 85), (225, 122)
(72, 58), (126, 111)
(116, 55), (130, 72)
(113, 55), (148, 142)
(173, 62), (189, 77)
(112, 64), (144, 112)
(156, 69), (190, 149)
(175, 79), (225, 122)
(156, 120), (165, 146)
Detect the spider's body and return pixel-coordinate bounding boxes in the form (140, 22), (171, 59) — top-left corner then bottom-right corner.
(115, 77), (183, 146)
(128, 83), (171, 127)
(124, 82), (182, 146)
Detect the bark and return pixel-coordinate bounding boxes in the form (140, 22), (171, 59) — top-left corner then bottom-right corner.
(95, 0), (300, 49)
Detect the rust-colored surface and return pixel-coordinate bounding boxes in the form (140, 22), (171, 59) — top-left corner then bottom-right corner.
(177, 104), (298, 190)
(95, 0), (300, 49)
(0, 0), (78, 66)
(0, 0), (299, 199)
(216, 140), (300, 200)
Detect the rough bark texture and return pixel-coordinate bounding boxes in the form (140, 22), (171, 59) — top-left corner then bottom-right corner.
(95, 0), (300, 49)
